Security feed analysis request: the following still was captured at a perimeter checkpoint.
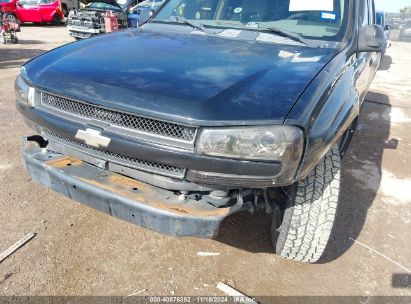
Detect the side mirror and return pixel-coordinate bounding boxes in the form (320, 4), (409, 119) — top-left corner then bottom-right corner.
(138, 9), (154, 26)
(358, 24), (386, 53)
(16, 0), (22, 6)
(384, 24), (391, 31)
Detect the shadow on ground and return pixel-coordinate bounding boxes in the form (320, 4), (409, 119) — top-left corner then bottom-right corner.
(20, 23), (66, 28)
(378, 55), (392, 71)
(0, 48), (46, 69)
(16, 40), (44, 45)
(320, 95), (395, 262)
(217, 92), (394, 262)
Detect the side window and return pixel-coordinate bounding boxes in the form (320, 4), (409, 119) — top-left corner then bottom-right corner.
(362, 0), (369, 26)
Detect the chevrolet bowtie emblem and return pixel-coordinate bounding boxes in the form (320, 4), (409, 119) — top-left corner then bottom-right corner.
(75, 128), (111, 148)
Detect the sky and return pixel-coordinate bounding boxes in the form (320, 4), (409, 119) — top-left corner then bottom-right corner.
(375, 0), (411, 13)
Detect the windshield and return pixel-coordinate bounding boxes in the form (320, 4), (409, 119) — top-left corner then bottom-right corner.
(0, 0), (13, 3)
(116, 0), (129, 9)
(153, 0), (350, 42)
(86, 1), (121, 10)
(138, 0), (163, 8)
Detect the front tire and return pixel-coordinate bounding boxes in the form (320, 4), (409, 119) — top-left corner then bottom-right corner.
(62, 4), (69, 17)
(272, 145), (341, 263)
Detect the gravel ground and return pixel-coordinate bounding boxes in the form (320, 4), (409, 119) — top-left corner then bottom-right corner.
(0, 26), (410, 301)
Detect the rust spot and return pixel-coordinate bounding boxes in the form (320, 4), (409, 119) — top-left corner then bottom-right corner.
(76, 175), (229, 217)
(62, 161), (231, 218)
(46, 156), (82, 168)
(169, 207), (189, 214)
(154, 202), (229, 217)
(106, 175), (150, 192)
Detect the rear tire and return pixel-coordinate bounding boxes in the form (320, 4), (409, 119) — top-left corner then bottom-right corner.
(51, 14), (61, 25)
(272, 145), (341, 263)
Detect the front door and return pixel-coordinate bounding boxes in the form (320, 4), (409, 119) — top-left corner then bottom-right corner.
(16, 0), (42, 22)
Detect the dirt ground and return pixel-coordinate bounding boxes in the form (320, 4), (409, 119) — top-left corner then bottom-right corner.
(0, 26), (410, 301)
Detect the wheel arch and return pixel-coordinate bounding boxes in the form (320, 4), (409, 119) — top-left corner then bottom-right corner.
(286, 52), (361, 182)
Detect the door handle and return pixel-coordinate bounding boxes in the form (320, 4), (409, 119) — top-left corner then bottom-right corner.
(369, 58), (374, 67)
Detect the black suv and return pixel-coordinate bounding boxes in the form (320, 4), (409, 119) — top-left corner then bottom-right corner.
(16, 0), (385, 263)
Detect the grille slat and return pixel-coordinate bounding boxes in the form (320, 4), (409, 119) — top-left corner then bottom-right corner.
(41, 92), (197, 142)
(44, 130), (186, 179)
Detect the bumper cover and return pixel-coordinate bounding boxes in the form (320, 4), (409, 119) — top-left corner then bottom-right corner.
(22, 136), (241, 238)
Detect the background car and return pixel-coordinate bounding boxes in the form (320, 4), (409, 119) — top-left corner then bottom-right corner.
(0, 0), (17, 17)
(127, 0), (163, 27)
(67, 0), (133, 39)
(399, 21), (411, 41)
(1, 0), (64, 24)
(376, 11), (390, 52)
(390, 17), (402, 29)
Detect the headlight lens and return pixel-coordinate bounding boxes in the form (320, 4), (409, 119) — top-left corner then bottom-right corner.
(197, 125), (303, 162)
(15, 74), (36, 107)
(196, 125), (304, 183)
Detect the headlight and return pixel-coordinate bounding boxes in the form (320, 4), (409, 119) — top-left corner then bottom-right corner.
(197, 125), (303, 161)
(196, 125), (304, 183)
(15, 74), (36, 107)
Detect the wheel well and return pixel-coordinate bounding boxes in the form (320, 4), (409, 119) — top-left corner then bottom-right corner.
(61, 3), (69, 16)
(338, 116), (358, 157)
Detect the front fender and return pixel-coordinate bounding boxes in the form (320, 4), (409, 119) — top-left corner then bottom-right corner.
(285, 52), (360, 180)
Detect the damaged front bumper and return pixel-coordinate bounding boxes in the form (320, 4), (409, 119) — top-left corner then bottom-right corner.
(67, 26), (102, 34)
(22, 136), (242, 238)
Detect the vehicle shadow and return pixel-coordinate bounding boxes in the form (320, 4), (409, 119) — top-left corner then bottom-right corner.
(0, 48), (46, 69)
(378, 55), (392, 71)
(217, 93), (394, 259)
(21, 23), (66, 28)
(16, 40), (44, 45)
(320, 94), (395, 263)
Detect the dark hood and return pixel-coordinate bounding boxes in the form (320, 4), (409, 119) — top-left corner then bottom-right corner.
(23, 25), (337, 125)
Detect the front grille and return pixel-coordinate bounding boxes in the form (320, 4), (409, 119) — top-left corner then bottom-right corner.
(40, 92), (197, 142)
(69, 20), (94, 27)
(43, 129), (186, 179)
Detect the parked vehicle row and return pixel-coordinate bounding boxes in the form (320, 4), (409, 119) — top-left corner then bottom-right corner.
(400, 21), (411, 41)
(0, 0), (164, 35)
(66, 0), (163, 39)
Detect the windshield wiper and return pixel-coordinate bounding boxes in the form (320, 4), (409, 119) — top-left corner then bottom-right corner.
(262, 26), (311, 47)
(171, 16), (207, 33)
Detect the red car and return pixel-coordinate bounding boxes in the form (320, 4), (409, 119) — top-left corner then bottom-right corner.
(0, 0), (63, 25)
(0, 0), (16, 16)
